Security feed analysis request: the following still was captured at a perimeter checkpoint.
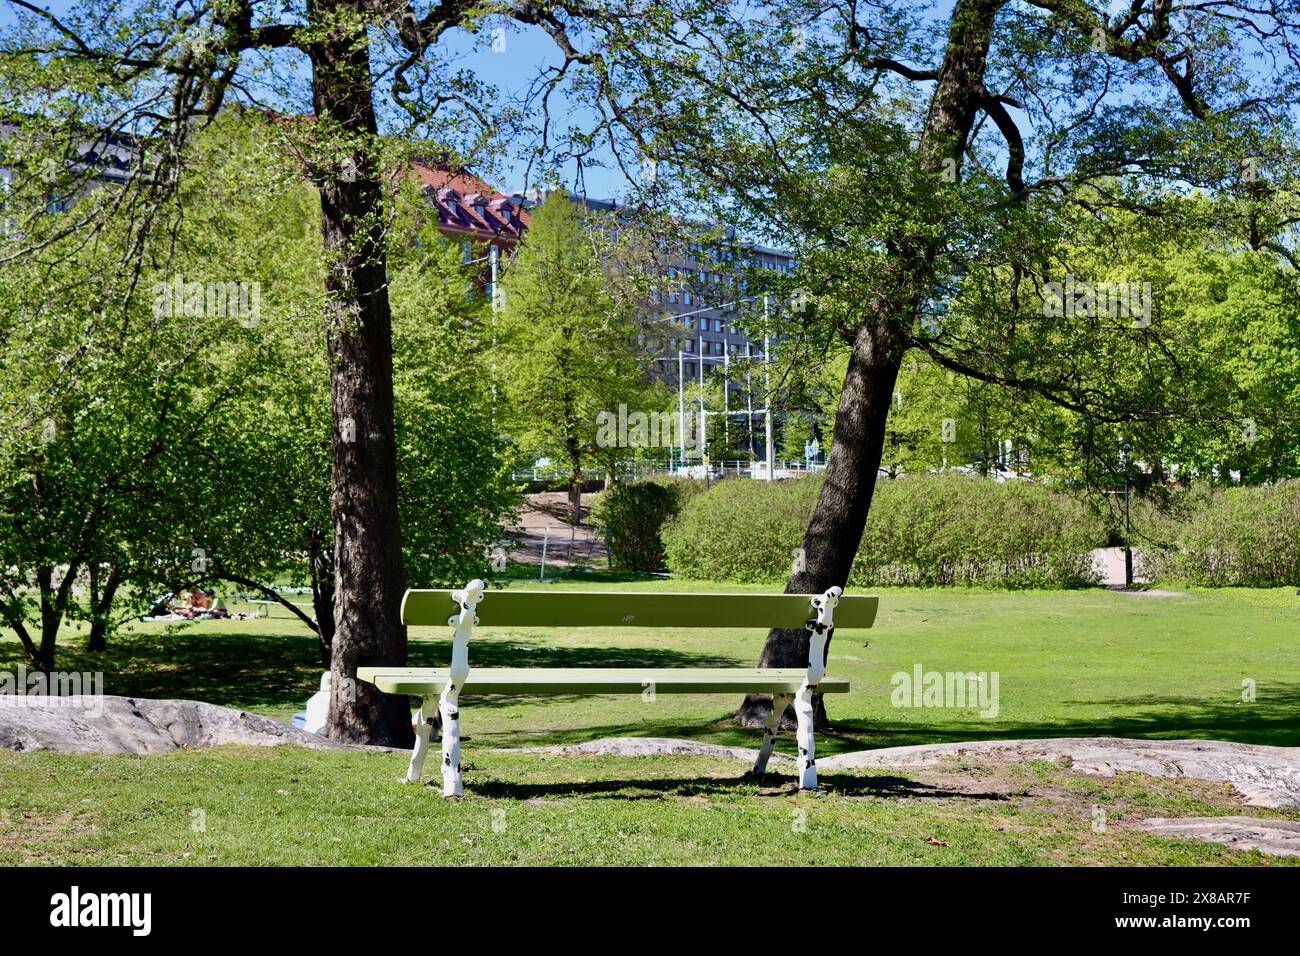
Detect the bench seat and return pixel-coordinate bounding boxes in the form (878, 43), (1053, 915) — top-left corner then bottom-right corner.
(358, 666), (851, 696)
(355, 581), (876, 795)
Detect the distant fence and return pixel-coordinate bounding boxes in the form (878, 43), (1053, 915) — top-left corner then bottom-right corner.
(508, 459), (828, 484)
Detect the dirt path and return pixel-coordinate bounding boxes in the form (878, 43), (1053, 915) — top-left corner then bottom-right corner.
(504, 492), (608, 569)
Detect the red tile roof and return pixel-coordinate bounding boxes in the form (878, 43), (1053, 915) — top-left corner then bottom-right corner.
(413, 163), (528, 246)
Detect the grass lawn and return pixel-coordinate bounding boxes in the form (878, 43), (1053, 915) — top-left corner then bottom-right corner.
(1, 577), (1297, 865)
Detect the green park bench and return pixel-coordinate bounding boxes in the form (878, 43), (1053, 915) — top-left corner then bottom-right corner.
(358, 581), (879, 796)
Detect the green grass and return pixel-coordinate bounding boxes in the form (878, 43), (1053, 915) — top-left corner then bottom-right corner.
(2, 578), (1297, 865)
(2, 747), (1296, 865)
(6, 579), (1296, 750)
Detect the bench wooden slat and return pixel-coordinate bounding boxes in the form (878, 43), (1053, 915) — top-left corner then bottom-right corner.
(358, 666), (850, 696)
(401, 589), (879, 629)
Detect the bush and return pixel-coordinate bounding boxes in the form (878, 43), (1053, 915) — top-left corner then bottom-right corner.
(661, 476), (820, 583)
(591, 481), (687, 572)
(639, 474), (710, 509)
(663, 473), (1104, 588)
(853, 474), (1103, 587)
(1137, 481), (1300, 586)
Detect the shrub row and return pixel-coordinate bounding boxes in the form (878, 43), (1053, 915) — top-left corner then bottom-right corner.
(662, 473), (1105, 588)
(1136, 481), (1300, 587)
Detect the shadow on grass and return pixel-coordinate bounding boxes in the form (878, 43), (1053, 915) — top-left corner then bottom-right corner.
(820, 684), (1300, 750)
(463, 684), (1300, 755)
(0, 627), (739, 715)
(6, 625), (1296, 752)
(0, 626), (323, 713)
(468, 771), (1002, 801)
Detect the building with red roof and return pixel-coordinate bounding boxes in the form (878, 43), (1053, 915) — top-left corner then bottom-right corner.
(412, 161), (528, 251)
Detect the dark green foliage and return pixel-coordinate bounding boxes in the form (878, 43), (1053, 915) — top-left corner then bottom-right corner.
(592, 481), (685, 572)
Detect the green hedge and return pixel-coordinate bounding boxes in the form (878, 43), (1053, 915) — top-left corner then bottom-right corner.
(1136, 481), (1300, 586)
(663, 473), (1104, 588)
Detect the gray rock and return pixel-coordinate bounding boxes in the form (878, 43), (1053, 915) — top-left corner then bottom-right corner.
(500, 736), (1300, 807)
(1136, 816), (1300, 857)
(818, 737), (1300, 808)
(0, 695), (346, 754)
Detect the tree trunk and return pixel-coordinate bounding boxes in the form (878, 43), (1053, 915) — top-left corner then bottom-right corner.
(86, 564), (120, 652)
(313, 6), (412, 747)
(567, 439), (583, 525)
(737, 0), (1000, 730)
(736, 322), (904, 728)
(569, 478), (582, 526)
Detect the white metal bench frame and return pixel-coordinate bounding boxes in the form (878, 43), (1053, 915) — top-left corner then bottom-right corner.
(370, 580), (848, 797)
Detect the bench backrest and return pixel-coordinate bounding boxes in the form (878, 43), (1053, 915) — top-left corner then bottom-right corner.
(401, 589), (878, 630)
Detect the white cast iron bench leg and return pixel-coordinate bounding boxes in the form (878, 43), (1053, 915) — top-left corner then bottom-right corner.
(796, 586), (840, 790)
(440, 579), (483, 797)
(440, 682), (462, 796)
(753, 692), (793, 775)
(405, 695), (435, 783)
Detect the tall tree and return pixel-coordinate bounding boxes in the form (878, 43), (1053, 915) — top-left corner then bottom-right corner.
(496, 190), (660, 523)
(0, 193), (273, 672)
(0, 0), (651, 742)
(540, 0), (1300, 724)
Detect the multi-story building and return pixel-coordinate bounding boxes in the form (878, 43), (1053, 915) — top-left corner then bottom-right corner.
(524, 192), (795, 384)
(420, 174), (799, 465)
(413, 161), (529, 300)
(651, 238), (795, 388)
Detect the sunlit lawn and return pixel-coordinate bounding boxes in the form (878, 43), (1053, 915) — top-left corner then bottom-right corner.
(2, 576), (1297, 865)
(3, 576), (1295, 752)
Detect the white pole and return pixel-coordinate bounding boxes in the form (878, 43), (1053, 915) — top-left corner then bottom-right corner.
(678, 349), (686, 465)
(764, 297), (774, 481)
(489, 245), (500, 431)
(724, 348), (730, 452)
(698, 334), (706, 469)
(540, 526), (548, 582)
(746, 348), (755, 462)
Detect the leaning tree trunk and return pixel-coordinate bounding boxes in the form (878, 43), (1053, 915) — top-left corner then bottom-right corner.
(314, 8), (412, 747)
(737, 0), (1000, 730)
(736, 320), (905, 727)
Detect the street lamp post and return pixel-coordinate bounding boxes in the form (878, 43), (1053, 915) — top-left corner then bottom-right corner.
(1121, 443), (1133, 588)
